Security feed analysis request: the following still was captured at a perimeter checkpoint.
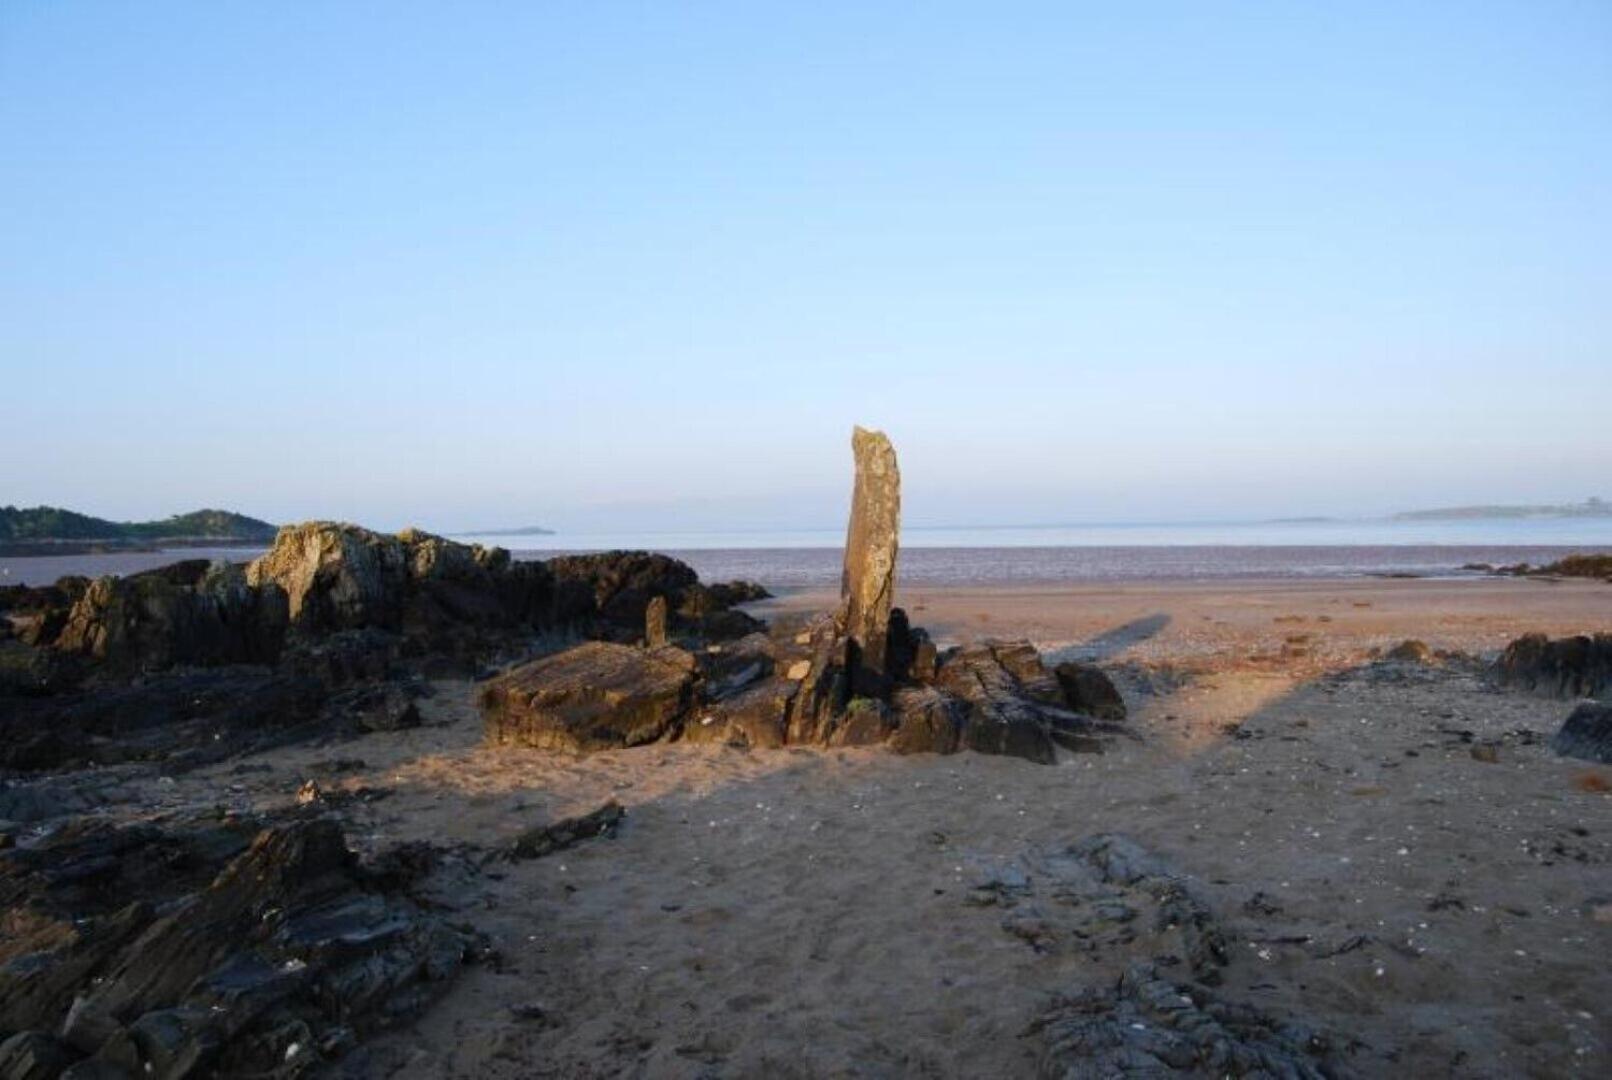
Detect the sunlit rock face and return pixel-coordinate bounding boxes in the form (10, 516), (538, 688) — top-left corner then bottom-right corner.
(839, 425), (901, 687)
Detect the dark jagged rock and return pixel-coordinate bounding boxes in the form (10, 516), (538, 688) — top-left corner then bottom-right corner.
(684, 678), (796, 749)
(481, 642), (699, 752)
(0, 815), (484, 1078)
(1552, 703), (1612, 763)
(705, 580), (772, 606)
(1495, 632), (1612, 699)
(0, 577), (89, 651)
(0, 667), (327, 773)
(970, 834), (1355, 1076)
(1053, 661), (1127, 720)
(510, 801), (624, 859)
(324, 680), (427, 734)
(935, 644), (1067, 765)
(277, 628), (400, 687)
(0, 577), (90, 616)
(1035, 963), (1346, 1079)
(889, 686), (966, 755)
(700, 633), (777, 699)
(3, 521), (776, 774)
(830, 696), (897, 746)
(0, 1030), (76, 1079)
(545, 551), (761, 641)
(1071, 834), (1227, 982)
(839, 426), (900, 687)
(55, 562), (286, 672)
(545, 551), (698, 627)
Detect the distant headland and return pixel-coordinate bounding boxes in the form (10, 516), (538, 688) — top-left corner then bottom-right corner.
(1391, 498), (1612, 522)
(0, 505), (277, 556)
(455, 525), (556, 537)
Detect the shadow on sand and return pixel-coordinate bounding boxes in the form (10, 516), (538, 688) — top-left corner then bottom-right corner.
(1045, 612), (1172, 664)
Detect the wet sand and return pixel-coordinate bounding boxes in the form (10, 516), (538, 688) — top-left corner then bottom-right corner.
(86, 578), (1612, 1076)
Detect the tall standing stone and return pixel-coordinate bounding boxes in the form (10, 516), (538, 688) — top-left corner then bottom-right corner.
(840, 425), (901, 683)
(645, 595), (668, 649)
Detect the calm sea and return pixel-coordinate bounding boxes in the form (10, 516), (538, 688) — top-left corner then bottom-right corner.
(5, 519), (1612, 590)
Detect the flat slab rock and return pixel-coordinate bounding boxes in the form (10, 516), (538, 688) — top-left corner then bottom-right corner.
(481, 641), (698, 752)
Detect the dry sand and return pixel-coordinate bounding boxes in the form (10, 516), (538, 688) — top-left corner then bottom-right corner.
(141, 577), (1611, 1077)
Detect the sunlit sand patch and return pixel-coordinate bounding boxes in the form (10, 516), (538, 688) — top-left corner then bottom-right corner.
(1138, 670), (1300, 754)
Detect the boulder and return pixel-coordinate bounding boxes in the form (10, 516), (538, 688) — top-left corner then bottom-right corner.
(1053, 661), (1127, 720)
(1495, 633), (1612, 699)
(1552, 703), (1612, 764)
(481, 642), (699, 752)
(889, 686), (966, 755)
(839, 426), (900, 686)
(684, 679), (797, 748)
(936, 644), (1061, 764)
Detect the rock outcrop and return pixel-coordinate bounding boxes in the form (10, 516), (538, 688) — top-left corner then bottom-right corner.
(13, 524), (760, 682)
(1552, 702), (1612, 763)
(840, 426), (901, 688)
(1495, 633), (1612, 699)
(55, 561), (285, 671)
(481, 641), (699, 752)
(477, 427), (1125, 765)
(3, 524), (765, 772)
(0, 814), (484, 1077)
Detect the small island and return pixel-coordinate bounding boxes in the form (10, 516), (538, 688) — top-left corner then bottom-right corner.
(456, 525), (556, 537)
(1393, 497), (1612, 522)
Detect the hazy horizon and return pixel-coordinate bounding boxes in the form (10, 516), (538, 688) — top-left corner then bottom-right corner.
(4, 3), (1609, 532)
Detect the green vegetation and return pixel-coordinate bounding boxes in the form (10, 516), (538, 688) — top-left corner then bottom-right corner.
(0, 505), (277, 543)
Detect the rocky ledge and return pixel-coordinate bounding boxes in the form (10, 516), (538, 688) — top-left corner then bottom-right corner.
(0, 523), (768, 773)
(0, 812), (488, 1078)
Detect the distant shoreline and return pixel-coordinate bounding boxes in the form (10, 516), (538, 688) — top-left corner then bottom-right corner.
(0, 538), (271, 558)
(5, 539), (1610, 590)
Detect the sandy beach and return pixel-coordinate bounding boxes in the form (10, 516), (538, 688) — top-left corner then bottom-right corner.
(103, 575), (1611, 1078)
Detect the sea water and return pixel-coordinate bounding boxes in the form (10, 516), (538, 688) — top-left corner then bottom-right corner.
(5, 519), (1611, 590)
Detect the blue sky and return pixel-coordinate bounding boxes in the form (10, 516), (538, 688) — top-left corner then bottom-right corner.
(2, 2), (1608, 533)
